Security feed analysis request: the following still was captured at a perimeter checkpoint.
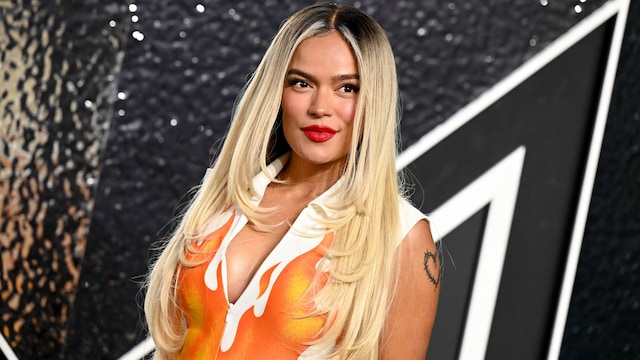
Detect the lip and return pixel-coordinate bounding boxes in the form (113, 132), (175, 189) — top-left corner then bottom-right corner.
(302, 125), (337, 143)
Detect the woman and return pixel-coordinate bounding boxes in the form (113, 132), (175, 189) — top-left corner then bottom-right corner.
(145, 3), (440, 359)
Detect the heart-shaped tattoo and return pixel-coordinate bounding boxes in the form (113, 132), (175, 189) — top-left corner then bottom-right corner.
(423, 250), (441, 289)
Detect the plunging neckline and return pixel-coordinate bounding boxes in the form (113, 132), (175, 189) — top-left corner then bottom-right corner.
(212, 154), (343, 307)
(221, 206), (310, 305)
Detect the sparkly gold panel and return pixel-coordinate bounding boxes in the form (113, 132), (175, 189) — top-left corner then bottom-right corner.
(0, 0), (128, 357)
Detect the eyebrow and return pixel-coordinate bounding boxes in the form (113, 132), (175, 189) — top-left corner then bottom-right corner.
(286, 69), (360, 83)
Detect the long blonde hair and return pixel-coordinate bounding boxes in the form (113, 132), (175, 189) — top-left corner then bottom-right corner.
(145, 3), (401, 359)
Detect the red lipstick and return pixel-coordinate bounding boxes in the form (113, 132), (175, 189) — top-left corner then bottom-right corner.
(302, 125), (337, 143)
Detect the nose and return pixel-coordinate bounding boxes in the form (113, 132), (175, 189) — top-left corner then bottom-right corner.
(308, 88), (333, 118)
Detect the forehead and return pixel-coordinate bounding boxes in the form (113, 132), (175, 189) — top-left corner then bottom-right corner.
(288, 31), (358, 74)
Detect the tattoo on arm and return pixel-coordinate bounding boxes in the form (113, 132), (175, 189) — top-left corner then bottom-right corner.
(423, 250), (441, 289)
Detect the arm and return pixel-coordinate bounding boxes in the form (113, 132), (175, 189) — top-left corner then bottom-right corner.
(380, 219), (440, 359)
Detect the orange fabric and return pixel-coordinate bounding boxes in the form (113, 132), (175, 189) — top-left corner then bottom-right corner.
(177, 211), (333, 359)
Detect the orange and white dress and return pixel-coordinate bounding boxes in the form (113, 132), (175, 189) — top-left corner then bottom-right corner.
(177, 156), (427, 359)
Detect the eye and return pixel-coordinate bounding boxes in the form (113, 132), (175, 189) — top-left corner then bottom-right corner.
(288, 78), (310, 88)
(340, 83), (360, 93)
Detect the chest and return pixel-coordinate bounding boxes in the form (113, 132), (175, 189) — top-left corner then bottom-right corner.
(178, 209), (333, 357)
(224, 217), (297, 304)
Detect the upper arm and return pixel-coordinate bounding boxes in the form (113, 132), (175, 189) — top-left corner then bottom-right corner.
(380, 219), (441, 360)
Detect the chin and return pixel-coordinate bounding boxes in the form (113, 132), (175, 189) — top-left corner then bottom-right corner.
(297, 152), (347, 167)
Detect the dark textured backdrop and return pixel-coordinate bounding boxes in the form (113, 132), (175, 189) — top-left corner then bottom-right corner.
(560, 0), (640, 358)
(1, 0), (638, 359)
(0, 0), (129, 357)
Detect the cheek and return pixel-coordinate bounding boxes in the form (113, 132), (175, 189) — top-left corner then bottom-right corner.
(338, 99), (358, 128)
(281, 91), (306, 120)
(281, 93), (301, 142)
(338, 101), (357, 152)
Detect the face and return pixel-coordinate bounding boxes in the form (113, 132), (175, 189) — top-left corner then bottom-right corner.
(281, 30), (359, 171)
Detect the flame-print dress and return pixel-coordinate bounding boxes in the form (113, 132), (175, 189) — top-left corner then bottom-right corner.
(177, 156), (427, 359)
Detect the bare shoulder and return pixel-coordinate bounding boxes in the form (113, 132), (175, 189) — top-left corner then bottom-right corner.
(399, 219), (440, 289)
(402, 218), (435, 248)
(380, 219), (440, 359)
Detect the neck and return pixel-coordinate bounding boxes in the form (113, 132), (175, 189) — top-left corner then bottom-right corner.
(277, 154), (345, 198)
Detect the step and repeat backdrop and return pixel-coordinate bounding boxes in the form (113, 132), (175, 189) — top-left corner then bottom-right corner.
(1, 0), (638, 359)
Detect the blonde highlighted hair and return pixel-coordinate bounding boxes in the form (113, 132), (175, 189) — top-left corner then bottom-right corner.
(145, 3), (402, 359)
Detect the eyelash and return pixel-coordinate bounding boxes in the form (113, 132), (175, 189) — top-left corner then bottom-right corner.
(287, 78), (360, 93)
(341, 84), (360, 93)
(288, 78), (309, 88)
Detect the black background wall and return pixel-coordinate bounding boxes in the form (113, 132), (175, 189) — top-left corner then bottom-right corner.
(1, 0), (638, 359)
(560, 0), (640, 357)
